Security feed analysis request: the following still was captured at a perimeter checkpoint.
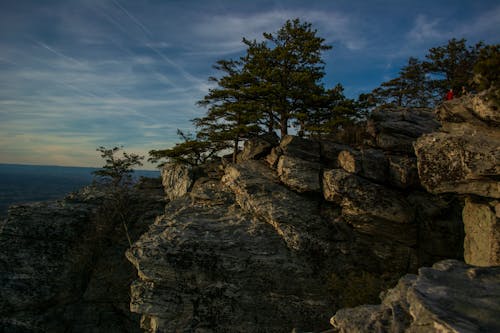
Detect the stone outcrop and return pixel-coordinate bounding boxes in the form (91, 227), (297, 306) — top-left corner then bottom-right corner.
(126, 177), (332, 333)
(331, 260), (500, 333)
(415, 93), (500, 266)
(222, 160), (333, 254)
(277, 155), (322, 193)
(0, 181), (165, 332)
(4, 94), (493, 332)
(366, 108), (439, 153)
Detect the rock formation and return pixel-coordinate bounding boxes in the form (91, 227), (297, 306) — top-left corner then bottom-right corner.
(0, 180), (165, 332)
(415, 91), (500, 266)
(2, 92), (497, 332)
(331, 260), (500, 333)
(125, 105), (465, 332)
(331, 92), (500, 332)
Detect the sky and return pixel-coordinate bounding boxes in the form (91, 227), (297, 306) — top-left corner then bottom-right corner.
(0, 0), (499, 169)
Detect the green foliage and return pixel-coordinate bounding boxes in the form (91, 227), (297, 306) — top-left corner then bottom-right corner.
(424, 38), (483, 97)
(149, 130), (222, 167)
(243, 18), (336, 137)
(372, 57), (431, 108)
(305, 84), (358, 136)
(473, 44), (500, 91)
(92, 146), (144, 188)
(195, 59), (263, 162)
(92, 146), (145, 247)
(366, 39), (494, 109)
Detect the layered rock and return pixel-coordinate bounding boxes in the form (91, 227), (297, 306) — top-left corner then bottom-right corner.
(415, 93), (500, 266)
(366, 107), (439, 153)
(126, 178), (332, 332)
(331, 260), (500, 333)
(0, 182), (165, 332)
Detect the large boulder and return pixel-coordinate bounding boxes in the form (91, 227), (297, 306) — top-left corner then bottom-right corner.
(126, 180), (332, 333)
(238, 132), (279, 162)
(331, 260), (500, 333)
(436, 91), (500, 129)
(415, 93), (500, 199)
(323, 169), (415, 231)
(222, 160), (332, 253)
(366, 108), (439, 153)
(414, 131), (500, 198)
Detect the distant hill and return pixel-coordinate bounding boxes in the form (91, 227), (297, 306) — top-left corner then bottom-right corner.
(0, 164), (159, 218)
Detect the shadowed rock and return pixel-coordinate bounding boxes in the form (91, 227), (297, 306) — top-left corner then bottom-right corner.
(331, 260), (500, 333)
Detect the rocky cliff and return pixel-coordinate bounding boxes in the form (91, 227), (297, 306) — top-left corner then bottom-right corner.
(125, 105), (469, 332)
(331, 91), (500, 332)
(1, 92), (497, 332)
(0, 180), (165, 332)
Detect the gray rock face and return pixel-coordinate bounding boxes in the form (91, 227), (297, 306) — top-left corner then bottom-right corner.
(437, 91), (500, 128)
(331, 260), (500, 333)
(415, 131), (500, 198)
(337, 148), (388, 183)
(161, 162), (194, 201)
(414, 93), (500, 267)
(0, 184), (165, 332)
(279, 135), (321, 162)
(277, 155), (322, 193)
(223, 160), (332, 253)
(415, 93), (500, 199)
(387, 155), (419, 189)
(126, 179), (332, 333)
(366, 108), (439, 153)
(323, 169), (415, 227)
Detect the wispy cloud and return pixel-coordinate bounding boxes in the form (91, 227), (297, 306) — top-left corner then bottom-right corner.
(190, 9), (365, 55)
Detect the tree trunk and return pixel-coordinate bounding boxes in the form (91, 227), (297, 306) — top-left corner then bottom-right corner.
(280, 114), (288, 137)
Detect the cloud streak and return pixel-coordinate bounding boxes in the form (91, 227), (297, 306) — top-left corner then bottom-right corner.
(0, 0), (498, 167)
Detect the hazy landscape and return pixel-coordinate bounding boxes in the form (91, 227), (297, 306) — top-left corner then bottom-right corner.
(0, 164), (159, 218)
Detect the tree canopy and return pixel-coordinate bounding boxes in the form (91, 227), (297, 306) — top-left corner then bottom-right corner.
(149, 23), (499, 168)
(367, 38), (497, 109)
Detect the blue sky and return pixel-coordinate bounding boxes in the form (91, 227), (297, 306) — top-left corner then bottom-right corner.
(0, 0), (498, 168)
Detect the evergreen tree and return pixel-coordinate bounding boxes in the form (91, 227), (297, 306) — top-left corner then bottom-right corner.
(473, 44), (500, 91)
(424, 38), (483, 99)
(195, 59), (262, 162)
(243, 18), (333, 137)
(371, 57), (430, 108)
(148, 130), (221, 167)
(305, 84), (358, 136)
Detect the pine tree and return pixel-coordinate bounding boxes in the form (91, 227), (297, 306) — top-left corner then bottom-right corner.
(371, 57), (431, 108)
(243, 18), (333, 137)
(195, 59), (262, 163)
(148, 130), (221, 167)
(424, 38), (483, 99)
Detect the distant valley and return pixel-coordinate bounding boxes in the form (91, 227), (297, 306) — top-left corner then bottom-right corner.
(0, 164), (159, 218)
